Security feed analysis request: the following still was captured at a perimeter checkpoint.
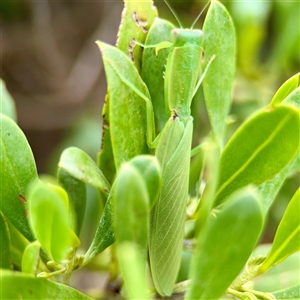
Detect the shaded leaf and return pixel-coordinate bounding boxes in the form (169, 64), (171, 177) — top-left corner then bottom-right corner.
(57, 168), (86, 236)
(0, 114), (37, 241)
(214, 106), (300, 207)
(271, 73), (299, 105)
(187, 187), (264, 300)
(0, 270), (92, 299)
(0, 79), (17, 121)
(203, 0), (236, 149)
(28, 181), (80, 263)
(83, 196), (114, 265)
(0, 211), (12, 269)
(58, 147), (110, 196)
(141, 18), (175, 132)
(259, 188), (300, 273)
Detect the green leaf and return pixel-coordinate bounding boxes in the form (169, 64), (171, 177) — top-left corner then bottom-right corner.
(129, 155), (161, 209)
(259, 188), (300, 273)
(97, 41), (152, 169)
(271, 73), (299, 106)
(283, 86), (300, 109)
(117, 242), (149, 300)
(257, 156), (296, 212)
(57, 168), (86, 236)
(58, 147), (110, 196)
(0, 211), (12, 269)
(187, 187), (264, 300)
(272, 284), (300, 299)
(113, 161), (149, 248)
(141, 18), (175, 133)
(0, 79), (17, 121)
(113, 161), (151, 300)
(203, 0), (236, 149)
(214, 105), (300, 207)
(0, 270), (92, 299)
(7, 219), (29, 269)
(117, 0), (157, 72)
(22, 241), (40, 275)
(83, 196), (114, 265)
(28, 181), (80, 263)
(0, 114), (37, 241)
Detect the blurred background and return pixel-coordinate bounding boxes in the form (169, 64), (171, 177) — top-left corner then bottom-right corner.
(1, 0), (299, 244)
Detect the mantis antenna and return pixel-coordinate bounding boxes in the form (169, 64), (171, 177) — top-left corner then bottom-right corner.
(191, 1), (210, 29)
(163, 0), (183, 28)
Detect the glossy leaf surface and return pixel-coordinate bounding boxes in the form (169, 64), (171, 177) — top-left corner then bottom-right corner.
(28, 181), (80, 263)
(202, 0), (236, 149)
(214, 105), (300, 207)
(1, 270), (92, 299)
(259, 188), (300, 273)
(0, 114), (37, 241)
(187, 187), (264, 300)
(58, 147), (110, 196)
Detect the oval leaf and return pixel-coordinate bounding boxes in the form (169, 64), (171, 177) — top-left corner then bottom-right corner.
(203, 0), (236, 149)
(259, 188), (300, 273)
(0, 114), (37, 241)
(58, 147), (110, 196)
(187, 187), (264, 300)
(271, 73), (299, 106)
(1, 270), (92, 299)
(214, 105), (300, 207)
(28, 181), (80, 263)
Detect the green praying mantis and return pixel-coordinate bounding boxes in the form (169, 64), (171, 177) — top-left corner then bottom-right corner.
(97, 2), (215, 297)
